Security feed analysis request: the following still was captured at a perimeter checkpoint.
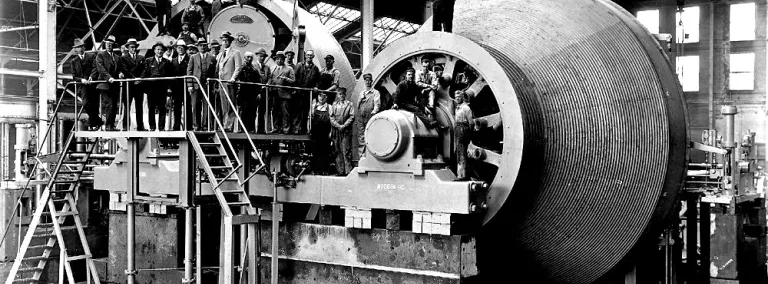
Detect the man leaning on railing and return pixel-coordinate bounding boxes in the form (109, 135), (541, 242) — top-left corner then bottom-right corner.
(70, 38), (100, 131)
(216, 31), (243, 132)
(267, 51), (295, 134)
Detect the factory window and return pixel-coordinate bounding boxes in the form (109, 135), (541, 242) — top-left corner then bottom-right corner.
(730, 53), (755, 90)
(675, 6), (700, 43)
(351, 17), (421, 47)
(308, 2), (362, 33)
(730, 2), (756, 41)
(636, 9), (660, 34)
(676, 56), (699, 92)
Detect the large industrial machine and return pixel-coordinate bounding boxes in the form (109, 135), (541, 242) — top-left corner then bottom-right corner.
(3, 0), (767, 283)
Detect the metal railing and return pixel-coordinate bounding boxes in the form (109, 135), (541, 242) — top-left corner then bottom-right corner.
(0, 81), (85, 251)
(208, 78), (333, 135)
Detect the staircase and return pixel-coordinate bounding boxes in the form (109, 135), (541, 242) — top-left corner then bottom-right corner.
(4, 133), (103, 284)
(187, 131), (260, 284)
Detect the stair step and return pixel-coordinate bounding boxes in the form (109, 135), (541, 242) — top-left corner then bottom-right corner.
(22, 255), (49, 262)
(205, 154), (227, 159)
(197, 142), (220, 147)
(27, 244), (54, 250)
(71, 140), (96, 144)
(40, 211), (77, 217)
(56, 170), (83, 174)
(67, 254), (92, 261)
(227, 201), (252, 206)
(16, 267), (44, 273)
(62, 160), (87, 164)
(37, 225), (76, 231)
(52, 179), (78, 184)
(31, 232), (55, 238)
(12, 277), (39, 283)
(208, 166), (232, 170)
(50, 190), (75, 194)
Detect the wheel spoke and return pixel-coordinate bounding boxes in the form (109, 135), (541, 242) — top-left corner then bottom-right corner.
(380, 77), (398, 94)
(467, 142), (501, 167)
(466, 75), (488, 97)
(474, 112), (501, 130)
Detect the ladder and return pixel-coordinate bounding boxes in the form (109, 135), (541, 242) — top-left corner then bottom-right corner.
(187, 131), (260, 284)
(5, 133), (102, 284)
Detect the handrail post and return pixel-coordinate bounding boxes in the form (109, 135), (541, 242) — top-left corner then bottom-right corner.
(125, 82), (130, 131)
(183, 79), (188, 131)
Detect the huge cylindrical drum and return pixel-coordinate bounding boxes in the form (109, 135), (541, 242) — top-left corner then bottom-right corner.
(355, 0), (688, 282)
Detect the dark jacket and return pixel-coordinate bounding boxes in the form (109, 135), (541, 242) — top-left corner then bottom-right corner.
(171, 54), (190, 76)
(294, 62), (320, 89)
(140, 56), (173, 91)
(121, 53), (145, 79)
(92, 50), (124, 90)
(392, 80), (420, 106)
(237, 63), (262, 95)
(70, 53), (95, 96)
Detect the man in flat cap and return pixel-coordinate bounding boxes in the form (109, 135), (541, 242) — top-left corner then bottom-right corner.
(267, 51), (295, 133)
(170, 39), (190, 130)
(317, 54), (341, 103)
(292, 50), (320, 134)
(93, 35), (126, 131)
(253, 48), (271, 133)
(187, 37), (217, 130)
(120, 38), (146, 130)
(285, 50), (296, 70)
(177, 22), (198, 47)
(210, 40), (221, 57)
(236, 51), (262, 133)
(182, 0), (205, 37)
(216, 31), (243, 131)
(355, 73), (381, 157)
(71, 38), (100, 130)
(329, 87), (355, 175)
(140, 41), (173, 131)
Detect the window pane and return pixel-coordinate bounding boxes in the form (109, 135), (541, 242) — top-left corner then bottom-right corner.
(731, 3), (756, 41)
(676, 6), (700, 43)
(730, 53), (754, 90)
(676, 56), (699, 92)
(637, 10), (660, 34)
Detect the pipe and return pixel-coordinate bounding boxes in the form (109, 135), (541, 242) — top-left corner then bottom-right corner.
(184, 207), (194, 283)
(126, 202), (135, 284)
(271, 171), (279, 284)
(722, 105), (737, 194)
(196, 205), (202, 284)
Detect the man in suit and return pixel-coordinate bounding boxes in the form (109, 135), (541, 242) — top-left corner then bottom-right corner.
(268, 51), (295, 133)
(171, 39), (190, 131)
(92, 35), (125, 131)
(187, 38), (217, 130)
(216, 31), (242, 131)
(70, 38), (100, 130)
(121, 38), (146, 131)
(292, 50), (320, 134)
(140, 42), (173, 131)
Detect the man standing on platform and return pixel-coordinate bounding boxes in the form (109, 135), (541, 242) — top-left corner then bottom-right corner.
(253, 48), (271, 133)
(236, 51), (262, 133)
(70, 38), (100, 130)
(268, 51), (295, 134)
(139, 42), (172, 131)
(182, 0), (206, 37)
(329, 87), (354, 175)
(121, 38), (146, 131)
(292, 50), (320, 134)
(187, 38), (217, 131)
(355, 73), (380, 157)
(155, 0), (171, 35)
(317, 54), (340, 103)
(170, 39), (190, 131)
(453, 90), (474, 181)
(93, 35), (125, 131)
(285, 50), (296, 70)
(216, 31), (242, 131)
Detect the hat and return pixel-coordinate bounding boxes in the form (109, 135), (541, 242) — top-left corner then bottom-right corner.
(363, 73), (372, 80)
(196, 38), (208, 45)
(244, 51), (254, 58)
(406, 67), (416, 73)
(420, 55), (433, 62)
(103, 35), (116, 43)
(195, 0), (206, 3)
(181, 21), (190, 26)
(285, 50), (295, 56)
(275, 51), (286, 59)
(433, 65), (444, 71)
(324, 54), (334, 60)
(175, 39), (187, 47)
(255, 48), (267, 56)
(187, 43), (198, 50)
(220, 31), (234, 40)
(73, 38), (85, 48)
(209, 40), (221, 48)
(125, 38), (139, 47)
(151, 41), (166, 51)
(167, 39), (175, 47)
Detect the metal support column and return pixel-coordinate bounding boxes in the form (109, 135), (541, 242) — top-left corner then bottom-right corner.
(361, 0), (374, 70)
(184, 207), (194, 284)
(38, 0), (55, 211)
(126, 138), (139, 284)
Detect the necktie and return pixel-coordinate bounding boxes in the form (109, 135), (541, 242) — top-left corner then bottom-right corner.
(222, 50), (227, 60)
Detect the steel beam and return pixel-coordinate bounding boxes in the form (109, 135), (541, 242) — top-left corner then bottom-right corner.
(0, 26), (39, 33)
(0, 68), (41, 78)
(360, 0), (373, 70)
